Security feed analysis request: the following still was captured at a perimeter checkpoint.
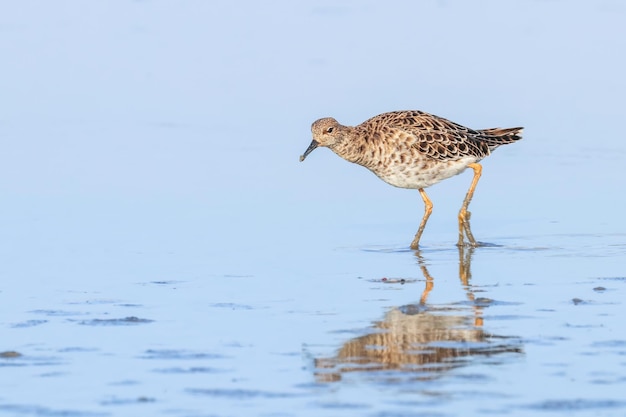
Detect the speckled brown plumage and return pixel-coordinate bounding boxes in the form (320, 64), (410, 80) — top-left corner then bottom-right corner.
(300, 110), (522, 248)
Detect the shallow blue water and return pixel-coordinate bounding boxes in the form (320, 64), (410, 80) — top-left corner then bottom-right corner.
(1, 1), (626, 416)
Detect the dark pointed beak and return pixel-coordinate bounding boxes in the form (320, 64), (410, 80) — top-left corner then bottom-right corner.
(299, 140), (319, 162)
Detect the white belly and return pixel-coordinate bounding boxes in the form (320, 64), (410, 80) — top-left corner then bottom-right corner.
(372, 157), (475, 189)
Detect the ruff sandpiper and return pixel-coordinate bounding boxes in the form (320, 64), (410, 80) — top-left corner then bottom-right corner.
(299, 110), (522, 249)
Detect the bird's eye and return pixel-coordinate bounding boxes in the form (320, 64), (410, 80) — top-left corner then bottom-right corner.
(326, 127), (334, 134)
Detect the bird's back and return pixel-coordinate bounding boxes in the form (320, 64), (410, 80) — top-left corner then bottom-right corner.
(357, 110), (522, 162)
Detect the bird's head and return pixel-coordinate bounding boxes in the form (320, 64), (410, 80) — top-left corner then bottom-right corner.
(299, 117), (346, 162)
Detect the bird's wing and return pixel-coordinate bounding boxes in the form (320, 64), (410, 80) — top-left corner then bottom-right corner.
(383, 111), (492, 161)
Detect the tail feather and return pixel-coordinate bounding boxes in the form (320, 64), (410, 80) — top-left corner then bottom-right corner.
(478, 127), (523, 147)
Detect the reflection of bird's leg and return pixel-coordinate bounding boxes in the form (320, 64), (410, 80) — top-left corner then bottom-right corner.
(458, 245), (472, 287)
(411, 188), (433, 250)
(457, 163), (482, 247)
(458, 246), (483, 326)
(418, 265), (434, 305)
(414, 250), (434, 304)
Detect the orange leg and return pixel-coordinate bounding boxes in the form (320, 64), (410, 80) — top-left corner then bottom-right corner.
(410, 188), (433, 249)
(457, 163), (482, 247)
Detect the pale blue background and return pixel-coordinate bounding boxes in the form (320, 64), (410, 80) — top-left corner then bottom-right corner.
(1, 1), (625, 416)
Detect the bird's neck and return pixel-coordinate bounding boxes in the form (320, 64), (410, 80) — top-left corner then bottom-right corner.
(330, 127), (379, 168)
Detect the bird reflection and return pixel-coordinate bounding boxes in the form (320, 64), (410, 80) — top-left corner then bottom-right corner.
(314, 246), (522, 382)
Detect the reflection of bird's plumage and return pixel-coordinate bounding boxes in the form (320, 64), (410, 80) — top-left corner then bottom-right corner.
(314, 247), (523, 383)
(300, 111), (523, 248)
(315, 312), (487, 383)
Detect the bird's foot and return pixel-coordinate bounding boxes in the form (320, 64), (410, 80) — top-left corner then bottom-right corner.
(456, 240), (484, 248)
